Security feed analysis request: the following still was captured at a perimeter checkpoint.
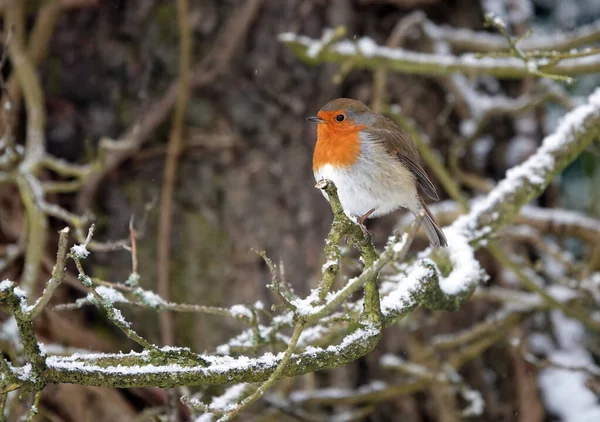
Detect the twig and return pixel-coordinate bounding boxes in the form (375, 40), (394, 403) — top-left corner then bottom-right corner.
(420, 16), (600, 52)
(0, 391), (6, 419)
(26, 227), (70, 319)
(14, 173), (49, 294)
(2, 0), (97, 116)
(25, 390), (41, 422)
(483, 14), (575, 84)
(70, 226), (157, 350)
(5, 2), (49, 294)
(257, 250), (297, 312)
(523, 352), (600, 377)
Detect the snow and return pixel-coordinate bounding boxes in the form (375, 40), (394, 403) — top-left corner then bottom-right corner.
(291, 289), (323, 317)
(387, 89), (600, 299)
(229, 305), (253, 319)
(0, 279), (14, 292)
(520, 205), (600, 234)
(278, 32), (528, 71)
(305, 29), (337, 58)
(437, 226), (487, 295)
(380, 263), (434, 316)
(527, 60), (538, 72)
(472, 136), (494, 166)
(70, 244), (90, 259)
(380, 354), (435, 379)
(0, 317), (23, 352)
(10, 362), (32, 381)
(133, 287), (167, 307)
(13, 286), (26, 298)
(111, 309), (130, 327)
(210, 383), (248, 411)
(452, 87), (600, 247)
(322, 259), (338, 272)
(290, 380), (387, 403)
(391, 233), (408, 253)
(191, 383), (249, 421)
(461, 387), (484, 416)
(536, 311), (600, 422)
(46, 323), (380, 380)
(94, 286), (127, 303)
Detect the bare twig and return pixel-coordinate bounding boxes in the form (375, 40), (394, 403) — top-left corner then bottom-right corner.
(26, 227), (70, 319)
(25, 390), (41, 422)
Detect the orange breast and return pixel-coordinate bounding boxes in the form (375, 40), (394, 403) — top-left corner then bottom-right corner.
(313, 123), (364, 171)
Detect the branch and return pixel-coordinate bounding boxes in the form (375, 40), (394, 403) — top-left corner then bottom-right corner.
(279, 31), (600, 79)
(314, 179), (381, 325)
(422, 16), (600, 53)
(457, 88), (600, 246)
(69, 226), (157, 350)
(26, 227), (70, 319)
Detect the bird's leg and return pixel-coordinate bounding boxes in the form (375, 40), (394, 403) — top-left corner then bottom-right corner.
(356, 208), (376, 226)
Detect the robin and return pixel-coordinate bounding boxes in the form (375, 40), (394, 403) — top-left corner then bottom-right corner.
(308, 98), (447, 248)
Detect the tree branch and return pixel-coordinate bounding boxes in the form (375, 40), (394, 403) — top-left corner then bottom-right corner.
(279, 31), (600, 79)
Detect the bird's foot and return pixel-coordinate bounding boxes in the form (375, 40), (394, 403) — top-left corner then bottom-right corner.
(356, 208), (376, 226)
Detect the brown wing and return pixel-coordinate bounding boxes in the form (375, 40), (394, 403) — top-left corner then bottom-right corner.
(365, 117), (439, 201)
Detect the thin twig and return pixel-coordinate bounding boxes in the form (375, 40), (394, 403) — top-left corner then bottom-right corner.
(129, 216), (139, 277)
(27, 227), (70, 319)
(25, 390), (41, 422)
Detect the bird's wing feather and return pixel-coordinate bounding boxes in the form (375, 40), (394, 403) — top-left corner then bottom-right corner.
(365, 117), (439, 201)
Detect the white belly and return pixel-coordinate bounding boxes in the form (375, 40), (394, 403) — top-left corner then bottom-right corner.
(314, 158), (418, 219)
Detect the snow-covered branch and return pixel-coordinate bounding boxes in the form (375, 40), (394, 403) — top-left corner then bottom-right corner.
(279, 23), (600, 79)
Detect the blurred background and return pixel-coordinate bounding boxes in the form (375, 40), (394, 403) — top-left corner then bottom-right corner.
(1, 0), (600, 421)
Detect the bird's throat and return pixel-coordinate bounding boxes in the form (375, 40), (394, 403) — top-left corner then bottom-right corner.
(313, 125), (364, 171)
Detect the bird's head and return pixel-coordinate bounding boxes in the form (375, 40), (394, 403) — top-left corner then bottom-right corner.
(307, 98), (377, 135)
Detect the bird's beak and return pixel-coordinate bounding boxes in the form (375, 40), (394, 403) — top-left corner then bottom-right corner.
(307, 116), (325, 123)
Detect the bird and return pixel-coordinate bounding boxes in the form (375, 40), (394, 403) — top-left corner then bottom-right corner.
(308, 98), (447, 248)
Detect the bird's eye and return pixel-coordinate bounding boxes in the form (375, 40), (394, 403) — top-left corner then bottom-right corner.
(335, 114), (345, 122)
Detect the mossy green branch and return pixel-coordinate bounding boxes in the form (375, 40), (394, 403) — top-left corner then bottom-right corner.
(316, 179), (382, 326)
(42, 324), (380, 388)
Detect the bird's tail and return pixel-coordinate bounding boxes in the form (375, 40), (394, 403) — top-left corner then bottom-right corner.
(417, 194), (447, 248)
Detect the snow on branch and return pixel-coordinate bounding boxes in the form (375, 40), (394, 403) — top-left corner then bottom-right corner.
(455, 88), (600, 246)
(279, 20), (600, 80)
(423, 16), (600, 53)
